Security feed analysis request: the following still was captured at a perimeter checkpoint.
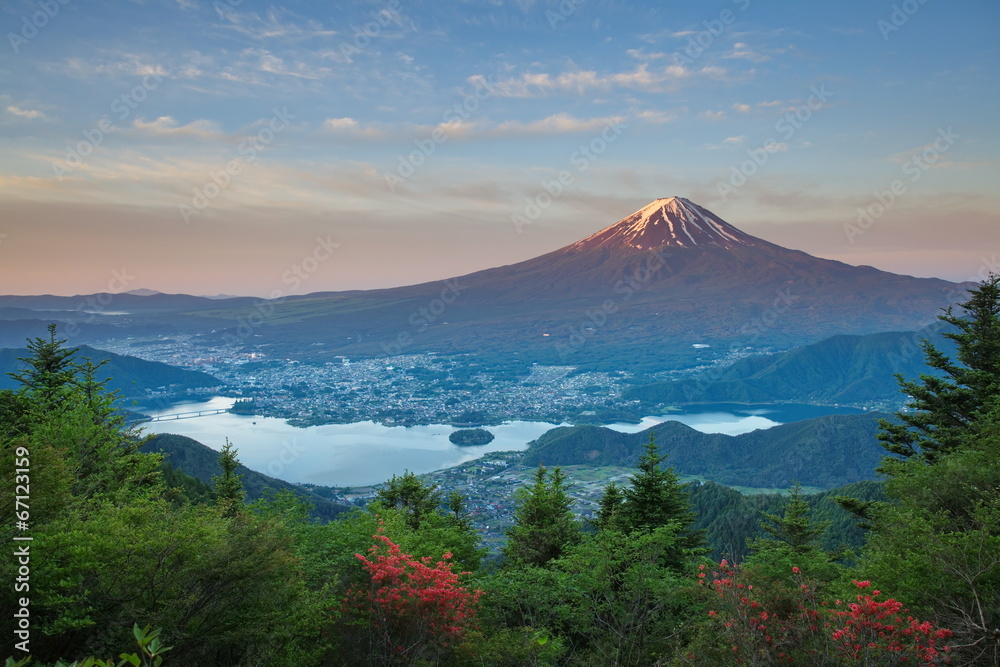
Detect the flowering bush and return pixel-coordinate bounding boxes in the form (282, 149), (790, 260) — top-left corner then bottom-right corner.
(687, 563), (952, 665)
(829, 581), (952, 665)
(343, 531), (482, 664)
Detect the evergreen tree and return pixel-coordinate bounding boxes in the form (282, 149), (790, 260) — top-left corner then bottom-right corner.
(503, 465), (580, 568)
(618, 434), (705, 569)
(852, 277), (1000, 663)
(213, 438), (245, 518)
(445, 489), (473, 532)
(878, 274), (1000, 465)
(745, 483), (842, 585)
(376, 470), (443, 529)
(10, 323), (80, 408)
(758, 482), (829, 557)
(593, 481), (624, 531)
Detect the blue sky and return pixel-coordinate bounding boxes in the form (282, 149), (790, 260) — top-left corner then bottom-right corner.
(1, 0), (998, 296)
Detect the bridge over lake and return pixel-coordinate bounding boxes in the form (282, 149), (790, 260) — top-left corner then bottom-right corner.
(139, 408), (229, 423)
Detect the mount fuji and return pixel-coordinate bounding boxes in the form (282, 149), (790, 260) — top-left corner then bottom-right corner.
(190, 196), (962, 368)
(0, 197), (967, 369)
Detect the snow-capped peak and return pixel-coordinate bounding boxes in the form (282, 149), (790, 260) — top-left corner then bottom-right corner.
(567, 197), (760, 252)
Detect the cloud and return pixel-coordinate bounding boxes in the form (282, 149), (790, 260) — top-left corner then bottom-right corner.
(492, 113), (625, 135)
(322, 117), (389, 139)
(131, 117), (222, 139)
(6, 106), (47, 121)
(637, 110), (677, 124)
(725, 43), (770, 63)
(467, 62), (698, 97)
(732, 103), (752, 113)
(52, 56), (169, 80)
(699, 110), (726, 121)
(704, 135), (747, 150)
(213, 6), (339, 41)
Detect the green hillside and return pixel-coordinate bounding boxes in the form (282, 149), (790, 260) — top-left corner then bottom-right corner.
(689, 479), (887, 561)
(624, 326), (954, 406)
(523, 412), (890, 488)
(0, 344), (220, 397)
(142, 433), (349, 521)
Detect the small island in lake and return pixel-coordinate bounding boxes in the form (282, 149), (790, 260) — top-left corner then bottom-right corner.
(449, 428), (495, 447)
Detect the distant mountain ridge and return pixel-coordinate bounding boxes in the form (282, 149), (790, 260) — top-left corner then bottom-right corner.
(0, 345), (220, 397)
(143, 433), (349, 521)
(523, 412), (890, 489)
(625, 324), (955, 406)
(0, 198), (967, 368)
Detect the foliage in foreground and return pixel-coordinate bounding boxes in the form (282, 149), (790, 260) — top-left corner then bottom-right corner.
(4, 276), (998, 664)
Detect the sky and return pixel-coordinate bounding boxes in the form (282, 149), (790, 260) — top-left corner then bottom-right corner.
(0, 0), (998, 297)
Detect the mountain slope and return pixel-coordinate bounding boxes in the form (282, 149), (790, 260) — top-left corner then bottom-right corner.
(523, 412), (890, 489)
(0, 345), (220, 397)
(142, 433), (350, 520)
(197, 197), (961, 366)
(1, 198), (966, 369)
(625, 325), (955, 406)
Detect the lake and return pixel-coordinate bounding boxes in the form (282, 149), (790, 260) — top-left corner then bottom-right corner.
(139, 398), (863, 487)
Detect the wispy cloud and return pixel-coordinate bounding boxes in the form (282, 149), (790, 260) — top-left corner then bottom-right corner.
(636, 110), (677, 124)
(6, 105), (48, 121)
(132, 117), (222, 139)
(322, 117), (389, 139)
(212, 6), (339, 41)
(493, 113), (625, 135)
(467, 62), (709, 97)
(725, 43), (771, 63)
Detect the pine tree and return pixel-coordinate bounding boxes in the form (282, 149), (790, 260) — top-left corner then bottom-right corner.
(213, 438), (245, 518)
(503, 465), (580, 568)
(758, 483), (829, 556)
(11, 323), (80, 409)
(445, 490), (473, 532)
(618, 434), (706, 569)
(878, 274), (1000, 465)
(594, 481), (624, 531)
(376, 470), (443, 529)
(851, 276), (1000, 662)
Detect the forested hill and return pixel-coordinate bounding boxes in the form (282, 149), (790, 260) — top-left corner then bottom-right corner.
(523, 412), (890, 488)
(624, 327), (954, 406)
(142, 433), (349, 521)
(689, 479), (887, 561)
(0, 344), (220, 397)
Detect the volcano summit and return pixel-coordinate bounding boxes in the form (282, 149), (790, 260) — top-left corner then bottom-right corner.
(0, 198), (968, 370)
(568, 197), (763, 251)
